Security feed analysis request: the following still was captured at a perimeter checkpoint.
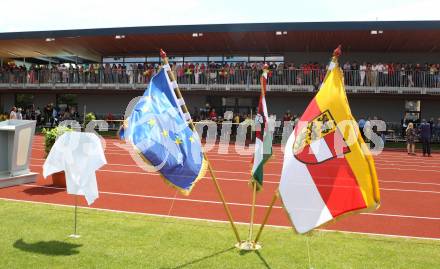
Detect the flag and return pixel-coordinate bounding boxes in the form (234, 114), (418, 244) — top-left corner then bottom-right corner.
(121, 66), (207, 195)
(279, 48), (380, 234)
(251, 67), (273, 190)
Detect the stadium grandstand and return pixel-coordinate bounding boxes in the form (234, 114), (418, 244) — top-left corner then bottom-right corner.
(1, 20), (440, 141)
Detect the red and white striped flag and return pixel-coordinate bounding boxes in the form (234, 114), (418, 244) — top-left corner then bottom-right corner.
(251, 67), (273, 190)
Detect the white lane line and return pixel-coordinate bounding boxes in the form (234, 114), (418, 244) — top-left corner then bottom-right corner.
(29, 155), (440, 173)
(31, 146), (440, 165)
(28, 162), (440, 189)
(361, 212), (440, 221)
(21, 184), (283, 209)
(17, 184), (440, 219)
(1, 197), (439, 241)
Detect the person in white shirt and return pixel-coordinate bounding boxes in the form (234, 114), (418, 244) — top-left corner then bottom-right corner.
(16, 108), (23, 120)
(371, 64), (378, 86)
(127, 64), (134, 84)
(376, 63), (383, 86)
(382, 63), (389, 86)
(194, 63), (201, 84)
(9, 107), (17, 120)
(359, 62), (366, 86)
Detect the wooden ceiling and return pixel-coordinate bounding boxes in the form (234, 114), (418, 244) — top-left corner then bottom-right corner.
(1, 21), (439, 61)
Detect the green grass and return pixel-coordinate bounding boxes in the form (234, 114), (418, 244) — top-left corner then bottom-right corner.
(1, 200), (439, 269)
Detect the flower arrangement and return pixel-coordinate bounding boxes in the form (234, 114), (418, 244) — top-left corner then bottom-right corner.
(84, 112), (96, 127)
(42, 126), (73, 156)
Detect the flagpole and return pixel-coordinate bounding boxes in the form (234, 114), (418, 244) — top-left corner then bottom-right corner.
(160, 49), (241, 244)
(69, 195), (80, 238)
(240, 68), (268, 250)
(254, 190), (279, 244)
(247, 181), (257, 243)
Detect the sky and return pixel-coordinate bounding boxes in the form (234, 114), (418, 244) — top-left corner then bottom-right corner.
(1, 0), (439, 33)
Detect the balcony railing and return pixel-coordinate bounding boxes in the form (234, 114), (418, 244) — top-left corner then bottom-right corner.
(1, 69), (440, 94)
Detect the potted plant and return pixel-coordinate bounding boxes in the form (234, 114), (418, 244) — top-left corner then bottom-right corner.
(42, 126), (73, 187)
(84, 112), (96, 128)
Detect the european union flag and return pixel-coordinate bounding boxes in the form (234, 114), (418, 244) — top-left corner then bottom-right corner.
(121, 68), (207, 195)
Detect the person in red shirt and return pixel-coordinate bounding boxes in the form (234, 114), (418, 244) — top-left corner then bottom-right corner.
(209, 108), (218, 121)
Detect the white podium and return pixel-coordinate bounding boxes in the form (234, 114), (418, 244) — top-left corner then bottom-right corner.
(0, 120), (38, 188)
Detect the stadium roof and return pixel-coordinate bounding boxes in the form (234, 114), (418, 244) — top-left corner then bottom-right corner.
(1, 21), (440, 62)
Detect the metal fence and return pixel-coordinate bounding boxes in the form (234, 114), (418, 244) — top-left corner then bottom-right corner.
(1, 69), (440, 89)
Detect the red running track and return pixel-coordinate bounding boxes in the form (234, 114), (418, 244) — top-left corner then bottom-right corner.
(0, 136), (439, 239)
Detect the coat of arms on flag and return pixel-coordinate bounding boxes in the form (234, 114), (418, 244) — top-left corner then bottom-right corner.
(293, 110), (350, 164)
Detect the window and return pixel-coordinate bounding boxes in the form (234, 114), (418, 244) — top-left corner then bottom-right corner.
(15, 94), (34, 109)
(249, 56), (264, 62)
(184, 56), (208, 63)
(168, 56), (184, 62)
(125, 57), (146, 63)
(208, 56), (223, 62)
(146, 57), (160, 63)
(224, 56), (248, 62)
(265, 56), (284, 62)
(103, 57), (123, 63)
(57, 94), (78, 106)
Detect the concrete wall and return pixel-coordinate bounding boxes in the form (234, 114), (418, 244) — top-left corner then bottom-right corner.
(0, 93), (15, 113)
(76, 93), (207, 117)
(266, 96), (312, 120)
(33, 94), (56, 110)
(421, 99), (440, 121)
(75, 93), (139, 117)
(284, 52), (440, 64)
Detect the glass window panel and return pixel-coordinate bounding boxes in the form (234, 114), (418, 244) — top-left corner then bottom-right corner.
(249, 56), (264, 62)
(265, 56), (284, 62)
(147, 57), (160, 63)
(125, 57), (146, 63)
(184, 56), (208, 62)
(405, 100), (421, 112)
(103, 57), (123, 63)
(224, 56), (248, 62)
(168, 56), (184, 62)
(208, 56), (223, 62)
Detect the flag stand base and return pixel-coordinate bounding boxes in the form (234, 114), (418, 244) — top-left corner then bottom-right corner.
(69, 234), (81, 239)
(235, 240), (262, 251)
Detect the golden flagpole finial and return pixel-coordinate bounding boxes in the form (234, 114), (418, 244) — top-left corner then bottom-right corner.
(332, 45), (342, 64)
(160, 49), (167, 59)
(333, 45), (342, 57)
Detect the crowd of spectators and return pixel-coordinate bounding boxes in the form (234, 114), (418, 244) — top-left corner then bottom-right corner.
(6, 103), (81, 127)
(3, 101), (440, 144)
(2, 61), (440, 88)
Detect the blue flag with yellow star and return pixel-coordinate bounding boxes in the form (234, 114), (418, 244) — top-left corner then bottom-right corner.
(120, 68), (207, 195)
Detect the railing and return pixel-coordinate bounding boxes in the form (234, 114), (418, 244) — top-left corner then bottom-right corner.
(1, 69), (440, 92)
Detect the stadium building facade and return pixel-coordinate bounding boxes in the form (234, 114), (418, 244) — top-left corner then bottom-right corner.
(1, 21), (440, 124)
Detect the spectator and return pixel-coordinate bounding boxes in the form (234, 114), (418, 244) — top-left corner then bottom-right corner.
(283, 111), (292, 123)
(434, 118), (440, 142)
(406, 122), (417, 155)
(359, 62), (366, 86)
(9, 107), (17, 120)
(16, 108), (23, 120)
(209, 108), (218, 121)
(419, 119), (432, 157)
(358, 117), (366, 139)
